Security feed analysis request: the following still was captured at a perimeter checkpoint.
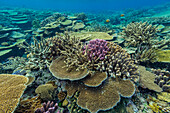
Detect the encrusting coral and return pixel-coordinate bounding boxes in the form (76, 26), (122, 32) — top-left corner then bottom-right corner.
(0, 74), (28, 113)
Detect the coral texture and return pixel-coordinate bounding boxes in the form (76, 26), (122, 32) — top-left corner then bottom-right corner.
(49, 56), (89, 80)
(35, 101), (66, 113)
(14, 96), (42, 113)
(0, 74), (28, 113)
(82, 39), (109, 61)
(138, 66), (162, 92)
(65, 78), (135, 113)
(35, 83), (57, 101)
(120, 21), (158, 47)
(151, 68), (170, 92)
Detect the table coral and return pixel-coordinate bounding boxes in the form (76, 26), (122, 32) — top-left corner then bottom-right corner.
(49, 56), (89, 80)
(0, 74), (28, 113)
(65, 78), (135, 113)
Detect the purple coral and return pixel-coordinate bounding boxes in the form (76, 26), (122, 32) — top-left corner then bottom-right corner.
(83, 39), (109, 61)
(35, 101), (65, 113)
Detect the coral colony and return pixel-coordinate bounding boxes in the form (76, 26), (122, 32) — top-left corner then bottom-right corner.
(0, 3), (170, 113)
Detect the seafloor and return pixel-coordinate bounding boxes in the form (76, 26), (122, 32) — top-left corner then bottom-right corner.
(0, 3), (170, 113)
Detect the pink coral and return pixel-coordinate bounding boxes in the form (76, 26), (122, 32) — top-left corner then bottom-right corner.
(83, 39), (109, 61)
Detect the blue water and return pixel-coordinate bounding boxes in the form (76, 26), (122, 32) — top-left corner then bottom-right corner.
(0, 0), (170, 12)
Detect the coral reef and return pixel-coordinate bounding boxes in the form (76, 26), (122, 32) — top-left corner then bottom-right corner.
(35, 82), (58, 101)
(67, 91), (89, 113)
(49, 56), (89, 80)
(0, 74), (28, 113)
(65, 78), (135, 113)
(138, 66), (162, 92)
(18, 37), (54, 70)
(151, 68), (170, 92)
(120, 21), (158, 47)
(82, 39), (109, 61)
(14, 96), (42, 113)
(35, 101), (67, 113)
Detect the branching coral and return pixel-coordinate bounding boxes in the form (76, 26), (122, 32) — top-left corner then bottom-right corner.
(35, 101), (67, 113)
(18, 37), (54, 70)
(120, 21), (158, 47)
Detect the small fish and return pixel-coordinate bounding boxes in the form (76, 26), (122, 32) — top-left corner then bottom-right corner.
(105, 19), (110, 23)
(120, 14), (125, 17)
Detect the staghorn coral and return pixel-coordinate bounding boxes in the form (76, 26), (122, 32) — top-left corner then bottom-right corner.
(35, 101), (67, 113)
(18, 37), (54, 70)
(65, 78), (135, 113)
(151, 68), (170, 92)
(0, 74), (28, 113)
(132, 44), (158, 63)
(1, 56), (27, 71)
(120, 21), (158, 47)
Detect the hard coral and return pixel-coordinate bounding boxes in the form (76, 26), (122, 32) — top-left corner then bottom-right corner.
(35, 101), (66, 113)
(0, 74), (28, 113)
(138, 66), (162, 92)
(18, 37), (54, 70)
(14, 96), (42, 113)
(49, 56), (89, 81)
(82, 39), (109, 61)
(120, 21), (158, 47)
(65, 78), (135, 113)
(151, 68), (170, 92)
(35, 83), (57, 101)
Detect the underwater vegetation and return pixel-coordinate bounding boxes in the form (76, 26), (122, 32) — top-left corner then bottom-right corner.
(0, 2), (170, 113)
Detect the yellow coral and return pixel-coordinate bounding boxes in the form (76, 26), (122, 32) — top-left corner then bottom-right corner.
(149, 102), (162, 113)
(157, 92), (170, 103)
(0, 74), (28, 113)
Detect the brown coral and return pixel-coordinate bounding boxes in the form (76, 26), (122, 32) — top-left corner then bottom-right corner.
(151, 68), (170, 92)
(138, 66), (162, 92)
(57, 91), (67, 101)
(35, 83), (57, 101)
(65, 78), (135, 113)
(82, 71), (107, 87)
(120, 21), (158, 47)
(0, 74), (28, 113)
(14, 96), (42, 113)
(49, 56), (89, 80)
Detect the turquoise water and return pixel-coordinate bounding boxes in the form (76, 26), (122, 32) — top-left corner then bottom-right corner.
(0, 0), (170, 11)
